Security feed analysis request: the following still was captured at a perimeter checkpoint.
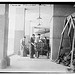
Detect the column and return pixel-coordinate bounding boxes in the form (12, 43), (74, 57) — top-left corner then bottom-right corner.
(0, 4), (10, 69)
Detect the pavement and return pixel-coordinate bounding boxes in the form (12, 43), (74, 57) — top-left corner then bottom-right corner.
(0, 54), (69, 73)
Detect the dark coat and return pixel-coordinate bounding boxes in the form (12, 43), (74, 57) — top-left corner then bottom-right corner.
(30, 37), (35, 54)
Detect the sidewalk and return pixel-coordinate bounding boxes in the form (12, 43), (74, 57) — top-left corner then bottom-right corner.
(0, 55), (68, 73)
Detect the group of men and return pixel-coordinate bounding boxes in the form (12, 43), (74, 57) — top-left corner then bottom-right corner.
(20, 34), (50, 58)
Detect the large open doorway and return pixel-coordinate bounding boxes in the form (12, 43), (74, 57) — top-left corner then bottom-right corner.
(7, 4), (53, 58)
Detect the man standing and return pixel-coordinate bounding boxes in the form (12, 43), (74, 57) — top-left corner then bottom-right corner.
(20, 36), (27, 57)
(35, 34), (42, 58)
(44, 37), (50, 58)
(30, 34), (35, 58)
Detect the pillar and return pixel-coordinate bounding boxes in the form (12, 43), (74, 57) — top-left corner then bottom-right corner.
(0, 4), (10, 69)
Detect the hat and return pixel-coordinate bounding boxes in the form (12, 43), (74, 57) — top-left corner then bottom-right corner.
(32, 34), (35, 36)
